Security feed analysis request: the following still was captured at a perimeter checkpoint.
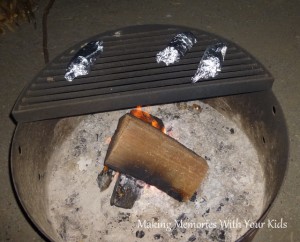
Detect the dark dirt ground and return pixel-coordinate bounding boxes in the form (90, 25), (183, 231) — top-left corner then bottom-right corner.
(0, 1), (299, 241)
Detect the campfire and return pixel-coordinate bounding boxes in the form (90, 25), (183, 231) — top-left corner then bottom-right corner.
(10, 24), (286, 242)
(46, 101), (265, 242)
(97, 106), (208, 208)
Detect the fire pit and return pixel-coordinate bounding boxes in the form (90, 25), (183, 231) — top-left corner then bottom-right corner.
(10, 25), (288, 242)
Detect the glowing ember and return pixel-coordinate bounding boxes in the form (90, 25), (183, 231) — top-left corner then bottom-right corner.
(130, 106), (166, 133)
(103, 165), (109, 172)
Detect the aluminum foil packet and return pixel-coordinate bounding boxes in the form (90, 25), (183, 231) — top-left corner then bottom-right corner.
(156, 32), (197, 66)
(64, 40), (103, 82)
(191, 42), (227, 83)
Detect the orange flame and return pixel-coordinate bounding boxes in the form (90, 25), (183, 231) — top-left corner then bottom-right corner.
(130, 106), (165, 133)
(103, 165), (109, 172)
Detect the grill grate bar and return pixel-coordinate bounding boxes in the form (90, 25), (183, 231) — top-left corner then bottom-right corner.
(32, 57), (254, 91)
(12, 25), (273, 122)
(42, 54), (250, 81)
(63, 33), (210, 58)
(51, 44), (241, 69)
(39, 48), (241, 83)
(29, 63), (260, 96)
(24, 68), (265, 104)
(56, 37), (218, 65)
(90, 28), (179, 42)
(18, 75), (272, 111)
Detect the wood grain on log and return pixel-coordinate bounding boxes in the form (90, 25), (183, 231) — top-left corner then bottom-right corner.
(105, 114), (208, 201)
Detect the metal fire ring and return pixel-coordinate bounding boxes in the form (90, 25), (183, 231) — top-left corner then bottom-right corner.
(10, 25), (288, 242)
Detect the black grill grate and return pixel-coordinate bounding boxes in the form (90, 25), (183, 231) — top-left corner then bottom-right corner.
(12, 25), (273, 122)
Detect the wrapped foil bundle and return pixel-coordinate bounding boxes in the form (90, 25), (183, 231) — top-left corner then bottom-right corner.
(64, 40), (103, 82)
(191, 42), (227, 83)
(156, 32), (197, 66)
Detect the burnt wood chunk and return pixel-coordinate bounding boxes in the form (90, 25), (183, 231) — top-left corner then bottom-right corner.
(110, 174), (143, 209)
(96, 166), (113, 192)
(105, 114), (208, 201)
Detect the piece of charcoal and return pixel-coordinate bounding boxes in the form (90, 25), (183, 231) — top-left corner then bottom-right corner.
(136, 230), (145, 238)
(209, 228), (226, 242)
(65, 40), (103, 81)
(97, 166), (113, 191)
(202, 208), (210, 217)
(188, 235), (196, 242)
(156, 32), (197, 66)
(177, 213), (188, 222)
(154, 234), (162, 240)
(190, 192), (197, 202)
(171, 213), (188, 237)
(216, 203), (224, 212)
(191, 42), (227, 83)
(117, 212), (131, 223)
(110, 174), (143, 209)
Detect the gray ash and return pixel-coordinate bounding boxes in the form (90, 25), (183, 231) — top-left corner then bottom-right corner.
(209, 228), (226, 242)
(47, 101), (265, 242)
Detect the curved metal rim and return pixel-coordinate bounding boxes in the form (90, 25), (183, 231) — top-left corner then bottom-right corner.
(9, 24), (288, 242)
(236, 93), (289, 242)
(10, 124), (52, 242)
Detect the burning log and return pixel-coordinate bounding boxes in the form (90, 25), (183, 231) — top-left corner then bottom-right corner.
(105, 114), (208, 201)
(109, 107), (164, 209)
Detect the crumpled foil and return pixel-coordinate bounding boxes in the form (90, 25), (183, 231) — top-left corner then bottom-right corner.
(191, 42), (227, 83)
(64, 40), (103, 81)
(156, 32), (197, 66)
